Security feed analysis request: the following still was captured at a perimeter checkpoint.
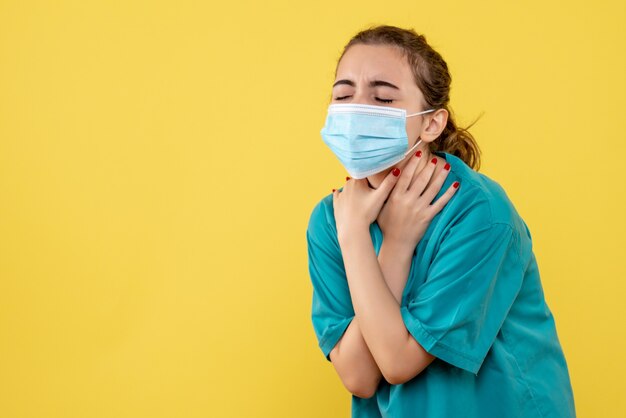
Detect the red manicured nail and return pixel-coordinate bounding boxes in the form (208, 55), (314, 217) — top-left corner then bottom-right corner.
(415, 150), (422, 158)
(453, 181), (460, 189)
(346, 176), (351, 181)
(444, 163), (451, 171)
(332, 188), (336, 192)
(431, 158), (437, 165)
(392, 167), (401, 177)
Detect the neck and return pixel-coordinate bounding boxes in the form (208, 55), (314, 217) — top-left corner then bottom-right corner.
(366, 144), (435, 189)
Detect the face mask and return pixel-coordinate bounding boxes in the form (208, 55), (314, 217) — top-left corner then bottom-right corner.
(320, 103), (436, 179)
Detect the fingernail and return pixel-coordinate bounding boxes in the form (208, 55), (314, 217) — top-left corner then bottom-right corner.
(392, 167), (401, 177)
(346, 176), (351, 181)
(453, 181), (460, 189)
(444, 163), (451, 171)
(332, 188), (336, 192)
(431, 158), (437, 165)
(415, 150), (422, 158)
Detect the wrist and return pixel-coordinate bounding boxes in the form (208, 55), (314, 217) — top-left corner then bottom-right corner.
(337, 223), (370, 246)
(378, 238), (415, 305)
(379, 238), (415, 263)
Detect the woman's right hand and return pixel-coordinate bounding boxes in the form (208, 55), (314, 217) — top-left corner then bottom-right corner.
(376, 151), (459, 251)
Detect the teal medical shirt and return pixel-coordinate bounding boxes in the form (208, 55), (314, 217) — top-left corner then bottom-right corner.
(306, 152), (576, 418)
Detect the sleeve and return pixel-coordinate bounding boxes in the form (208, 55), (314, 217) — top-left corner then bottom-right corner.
(306, 199), (355, 361)
(400, 219), (524, 375)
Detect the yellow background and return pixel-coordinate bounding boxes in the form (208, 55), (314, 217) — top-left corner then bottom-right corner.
(1, 1), (624, 417)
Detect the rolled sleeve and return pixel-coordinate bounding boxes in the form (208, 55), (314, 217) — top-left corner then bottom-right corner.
(401, 221), (524, 374)
(306, 198), (354, 361)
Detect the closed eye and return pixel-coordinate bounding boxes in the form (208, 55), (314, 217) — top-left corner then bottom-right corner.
(334, 96), (394, 103)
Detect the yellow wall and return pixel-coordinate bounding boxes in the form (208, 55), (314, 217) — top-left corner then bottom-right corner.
(1, 1), (624, 417)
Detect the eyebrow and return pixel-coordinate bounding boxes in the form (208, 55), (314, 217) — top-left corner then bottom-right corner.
(332, 79), (400, 90)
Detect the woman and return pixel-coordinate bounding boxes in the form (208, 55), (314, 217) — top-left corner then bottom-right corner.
(306, 25), (576, 417)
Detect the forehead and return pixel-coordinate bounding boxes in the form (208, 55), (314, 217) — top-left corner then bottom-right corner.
(335, 44), (413, 85)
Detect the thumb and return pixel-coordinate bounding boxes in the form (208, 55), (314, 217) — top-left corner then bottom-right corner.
(377, 167), (401, 199)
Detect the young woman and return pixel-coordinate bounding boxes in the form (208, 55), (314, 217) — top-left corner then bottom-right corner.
(306, 26), (575, 417)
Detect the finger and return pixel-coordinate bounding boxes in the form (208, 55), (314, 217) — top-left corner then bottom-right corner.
(428, 181), (460, 216)
(342, 176), (351, 191)
(331, 187), (341, 207)
(408, 150), (431, 189)
(394, 150), (423, 193)
(420, 161), (452, 204)
(408, 156), (438, 197)
(377, 166), (402, 201)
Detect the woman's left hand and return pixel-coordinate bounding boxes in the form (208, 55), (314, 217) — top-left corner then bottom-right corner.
(332, 169), (402, 240)
(377, 154), (459, 251)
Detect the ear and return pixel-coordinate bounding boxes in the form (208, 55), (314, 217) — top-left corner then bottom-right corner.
(418, 108), (449, 144)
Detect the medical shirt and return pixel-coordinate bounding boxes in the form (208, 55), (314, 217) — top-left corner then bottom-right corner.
(306, 152), (576, 418)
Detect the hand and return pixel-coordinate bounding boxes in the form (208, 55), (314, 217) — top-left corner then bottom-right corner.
(376, 154), (459, 250)
(332, 170), (402, 240)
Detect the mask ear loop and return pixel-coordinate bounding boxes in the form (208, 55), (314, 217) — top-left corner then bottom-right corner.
(403, 139), (423, 157)
(402, 108), (435, 157)
(406, 108), (436, 117)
